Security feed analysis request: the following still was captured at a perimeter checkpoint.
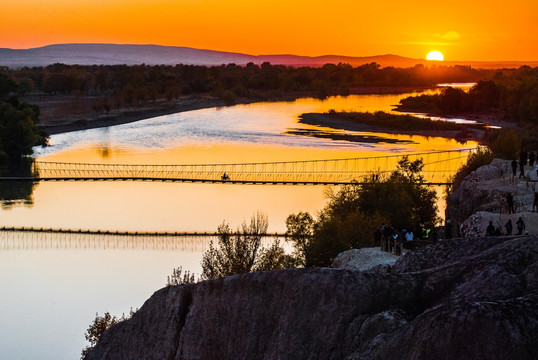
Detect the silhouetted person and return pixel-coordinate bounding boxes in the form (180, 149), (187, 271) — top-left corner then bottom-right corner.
(506, 193), (515, 214)
(516, 217), (525, 235)
(529, 151), (536, 167)
(520, 149), (528, 165)
(519, 150), (527, 178)
(374, 228), (381, 245)
(505, 219), (513, 235)
(519, 163), (526, 178)
(511, 159), (518, 177)
(393, 232), (402, 255)
(486, 221), (495, 236)
(534, 192), (538, 212)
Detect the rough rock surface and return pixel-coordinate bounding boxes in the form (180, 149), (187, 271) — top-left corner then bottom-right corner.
(446, 158), (537, 237)
(331, 247), (399, 271)
(86, 236), (538, 360)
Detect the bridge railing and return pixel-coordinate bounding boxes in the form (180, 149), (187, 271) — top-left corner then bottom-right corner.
(29, 149), (476, 184)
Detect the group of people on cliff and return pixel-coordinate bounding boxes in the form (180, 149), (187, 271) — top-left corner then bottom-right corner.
(486, 217), (526, 237)
(511, 149), (537, 179)
(375, 224), (435, 255)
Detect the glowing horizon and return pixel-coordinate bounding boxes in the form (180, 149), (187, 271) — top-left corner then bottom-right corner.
(1, 0), (537, 62)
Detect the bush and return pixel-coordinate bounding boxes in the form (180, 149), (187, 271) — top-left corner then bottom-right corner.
(201, 212), (291, 279)
(489, 129), (521, 160)
(81, 309), (135, 359)
(166, 266), (197, 286)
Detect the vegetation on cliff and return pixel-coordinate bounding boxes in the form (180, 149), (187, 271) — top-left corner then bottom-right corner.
(286, 156), (438, 266)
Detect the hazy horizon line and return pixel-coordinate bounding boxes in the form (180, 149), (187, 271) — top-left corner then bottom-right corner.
(2, 42), (538, 64)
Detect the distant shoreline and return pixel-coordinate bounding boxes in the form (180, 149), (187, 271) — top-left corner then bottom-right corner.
(36, 86), (430, 135)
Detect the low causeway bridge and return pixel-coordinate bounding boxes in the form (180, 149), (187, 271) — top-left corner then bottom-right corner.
(1, 149), (476, 186)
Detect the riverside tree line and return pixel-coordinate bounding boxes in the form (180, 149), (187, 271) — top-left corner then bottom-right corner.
(3, 62), (495, 106)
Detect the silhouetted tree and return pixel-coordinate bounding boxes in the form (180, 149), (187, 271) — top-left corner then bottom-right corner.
(201, 212), (290, 279)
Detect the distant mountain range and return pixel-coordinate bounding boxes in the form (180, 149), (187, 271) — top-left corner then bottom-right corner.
(1, 43), (536, 69)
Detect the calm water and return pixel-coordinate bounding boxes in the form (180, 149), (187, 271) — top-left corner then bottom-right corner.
(0, 90), (478, 359)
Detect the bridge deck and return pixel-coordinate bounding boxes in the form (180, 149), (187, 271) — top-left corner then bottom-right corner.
(0, 176), (453, 186)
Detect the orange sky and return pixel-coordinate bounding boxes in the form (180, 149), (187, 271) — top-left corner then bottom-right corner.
(1, 0), (537, 61)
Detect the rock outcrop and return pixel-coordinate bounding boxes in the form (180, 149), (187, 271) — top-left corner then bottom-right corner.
(446, 159), (538, 237)
(86, 236), (538, 360)
(331, 247), (399, 271)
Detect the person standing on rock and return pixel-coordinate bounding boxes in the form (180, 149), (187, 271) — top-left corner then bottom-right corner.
(533, 192), (538, 212)
(393, 232), (402, 255)
(405, 230), (414, 242)
(519, 150), (527, 179)
(516, 217), (525, 235)
(511, 159), (518, 177)
(505, 219), (513, 235)
(506, 193), (515, 214)
(486, 221), (495, 236)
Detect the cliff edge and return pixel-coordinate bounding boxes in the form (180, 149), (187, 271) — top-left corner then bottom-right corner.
(446, 158), (537, 237)
(86, 235), (538, 360)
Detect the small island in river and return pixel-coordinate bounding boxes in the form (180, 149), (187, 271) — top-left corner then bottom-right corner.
(294, 110), (489, 144)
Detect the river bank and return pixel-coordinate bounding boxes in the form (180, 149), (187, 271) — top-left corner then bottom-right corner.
(30, 86), (432, 135)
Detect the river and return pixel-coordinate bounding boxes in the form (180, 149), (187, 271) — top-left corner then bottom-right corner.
(0, 88), (477, 359)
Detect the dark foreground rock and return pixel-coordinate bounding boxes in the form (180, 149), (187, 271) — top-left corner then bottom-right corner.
(86, 236), (538, 360)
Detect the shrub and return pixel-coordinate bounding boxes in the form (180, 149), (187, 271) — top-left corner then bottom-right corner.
(489, 129), (521, 160)
(166, 266), (197, 286)
(201, 212), (291, 279)
(81, 309), (135, 359)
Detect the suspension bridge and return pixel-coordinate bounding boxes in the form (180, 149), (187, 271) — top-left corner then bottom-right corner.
(1, 149), (476, 186)
(0, 229), (284, 251)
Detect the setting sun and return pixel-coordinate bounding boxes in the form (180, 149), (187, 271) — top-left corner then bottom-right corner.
(426, 51), (444, 61)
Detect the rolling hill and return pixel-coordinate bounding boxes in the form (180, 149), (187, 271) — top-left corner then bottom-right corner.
(1, 43), (536, 68)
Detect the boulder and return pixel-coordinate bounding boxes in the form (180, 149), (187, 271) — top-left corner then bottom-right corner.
(331, 248), (399, 271)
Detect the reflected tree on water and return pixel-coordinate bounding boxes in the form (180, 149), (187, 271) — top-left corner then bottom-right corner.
(0, 158), (38, 209)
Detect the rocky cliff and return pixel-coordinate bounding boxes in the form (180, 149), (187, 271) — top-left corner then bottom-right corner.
(446, 159), (537, 237)
(86, 235), (538, 360)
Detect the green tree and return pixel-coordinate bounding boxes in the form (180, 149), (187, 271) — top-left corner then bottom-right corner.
(489, 129), (521, 160)
(0, 99), (47, 164)
(303, 156), (438, 267)
(0, 74), (48, 165)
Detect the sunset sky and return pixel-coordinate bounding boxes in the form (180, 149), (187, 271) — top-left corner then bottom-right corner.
(1, 0), (537, 61)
